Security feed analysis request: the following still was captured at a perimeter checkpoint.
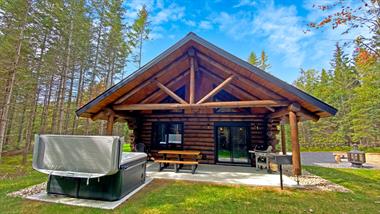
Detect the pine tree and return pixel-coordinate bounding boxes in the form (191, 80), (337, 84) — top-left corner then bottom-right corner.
(248, 51), (259, 66)
(259, 50), (271, 71)
(247, 50), (271, 71)
(129, 5), (150, 69)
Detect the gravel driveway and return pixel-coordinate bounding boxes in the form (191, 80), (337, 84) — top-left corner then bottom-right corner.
(301, 152), (336, 166)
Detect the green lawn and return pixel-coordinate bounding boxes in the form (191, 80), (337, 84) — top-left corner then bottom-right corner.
(301, 145), (380, 153)
(1, 155), (379, 214)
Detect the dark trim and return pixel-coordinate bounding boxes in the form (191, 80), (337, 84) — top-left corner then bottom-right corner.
(214, 122), (251, 165)
(76, 32), (337, 117)
(151, 122), (184, 150)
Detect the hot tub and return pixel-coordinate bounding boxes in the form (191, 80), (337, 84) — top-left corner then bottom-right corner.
(33, 135), (147, 201)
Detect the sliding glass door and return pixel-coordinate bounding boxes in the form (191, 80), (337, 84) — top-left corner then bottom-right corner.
(215, 123), (249, 164)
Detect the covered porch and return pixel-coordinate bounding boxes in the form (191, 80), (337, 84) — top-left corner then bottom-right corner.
(146, 162), (298, 188)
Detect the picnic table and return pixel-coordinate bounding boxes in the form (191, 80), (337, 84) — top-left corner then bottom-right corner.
(155, 150), (200, 174)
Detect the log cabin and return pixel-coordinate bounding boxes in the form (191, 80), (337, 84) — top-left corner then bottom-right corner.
(76, 32), (337, 175)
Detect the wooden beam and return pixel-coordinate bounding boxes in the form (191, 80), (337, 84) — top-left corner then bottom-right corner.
(288, 103), (301, 112)
(189, 53), (196, 104)
(197, 75), (235, 104)
(115, 54), (188, 104)
(201, 68), (274, 112)
(268, 103), (319, 122)
(267, 107), (289, 119)
(140, 70), (189, 104)
(91, 110), (106, 121)
(280, 123), (286, 154)
(197, 53), (284, 100)
(113, 100), (289, 111)
(297, 107), (320, 122)
(106, 109), (115, 135)
(289, 110), (301, 176)
(156, 81), (188, 104)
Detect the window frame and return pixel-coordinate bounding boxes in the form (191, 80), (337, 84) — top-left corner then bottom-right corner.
(151, 122), (184, 150)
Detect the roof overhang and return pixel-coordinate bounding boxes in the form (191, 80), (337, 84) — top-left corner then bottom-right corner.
(76, 32), (337, 119)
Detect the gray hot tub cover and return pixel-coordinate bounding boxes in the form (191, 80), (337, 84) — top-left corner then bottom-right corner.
(33, 135), (125, 178)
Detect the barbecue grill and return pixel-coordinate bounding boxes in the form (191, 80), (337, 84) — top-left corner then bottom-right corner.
(268, 154), (293, 190)
(33, 134), (147, 201)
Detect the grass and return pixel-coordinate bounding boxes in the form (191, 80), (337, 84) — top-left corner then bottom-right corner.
(301, 146), (380, 153)
(0, 155), (379, 214)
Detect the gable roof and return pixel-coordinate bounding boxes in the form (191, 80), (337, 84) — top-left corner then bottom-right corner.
(76, 32), (337, 118)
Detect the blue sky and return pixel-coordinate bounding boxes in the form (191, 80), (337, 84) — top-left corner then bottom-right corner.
(124, 0), (366, 83)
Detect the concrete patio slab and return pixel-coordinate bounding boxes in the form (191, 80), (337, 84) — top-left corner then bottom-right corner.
(25, 177), (153, 210)
(146, 163), (298, 188)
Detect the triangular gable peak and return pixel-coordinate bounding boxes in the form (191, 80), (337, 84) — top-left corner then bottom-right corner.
(76, 32), (337, 121)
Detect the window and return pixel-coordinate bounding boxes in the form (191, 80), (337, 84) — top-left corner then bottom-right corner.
(213, 89), (251, 114)
(152, 122), (183, 149)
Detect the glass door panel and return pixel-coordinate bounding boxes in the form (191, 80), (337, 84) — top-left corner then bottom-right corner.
(216, 125), (249, 164)
(231, 127), (249, 163)
(217, 127), (231, 162)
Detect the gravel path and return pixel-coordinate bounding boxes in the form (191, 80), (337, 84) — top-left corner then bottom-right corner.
(301, 152), (379, 169)
(301, 152), (336, 166)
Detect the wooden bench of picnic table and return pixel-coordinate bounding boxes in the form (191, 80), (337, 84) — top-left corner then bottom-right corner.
(154, 159), (198, 174)
(155, 150), (201, 174)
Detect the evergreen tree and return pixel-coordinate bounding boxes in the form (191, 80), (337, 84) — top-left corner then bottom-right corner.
(259, 50), (271, 71)
(247, 50), (271, 71)
(129, 5), (150, 69)
(248, 51), (259, 66)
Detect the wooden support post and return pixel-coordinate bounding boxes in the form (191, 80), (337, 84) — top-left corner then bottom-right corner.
(289, 111), (301, 176)
(280, 122), (286, 155)
(106, 111), (115, 135)
(189, 48), (196, 104)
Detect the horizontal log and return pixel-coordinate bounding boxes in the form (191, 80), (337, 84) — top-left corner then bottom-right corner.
(184, 138), (214, 142)
(183, 146), (214, 151)
(183, 142), (214, 146)
(113, 100), (289, 111)
(183, 133), (213, 138)
(143, 114), (265, 119)
(184, 131), (214, 135)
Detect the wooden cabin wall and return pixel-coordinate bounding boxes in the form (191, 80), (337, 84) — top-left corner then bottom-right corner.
(139, 114), (268, 164)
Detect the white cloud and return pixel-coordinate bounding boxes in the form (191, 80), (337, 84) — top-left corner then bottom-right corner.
(151, 3), (185, 25)
(183, 19), (196, 27)
(212, 11), (253, 39)
(233, 0), (256, 8)
(199, 21), (213, 30)
(250, 4), (311, 68)
(125, 1), (186, 40)
(211, 2), (313, 68)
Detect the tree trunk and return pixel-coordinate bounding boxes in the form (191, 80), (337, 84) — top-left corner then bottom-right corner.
(64, 65), (75, 133)
(0, 1), (30, 162)
(40, 73), (54, 134)
(22, 31), (48, 164)
(85, 17), (103, 134)
(16, 104), (27, 148)
(72, 60), (86, 134)
(58, 18), (74, 134)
